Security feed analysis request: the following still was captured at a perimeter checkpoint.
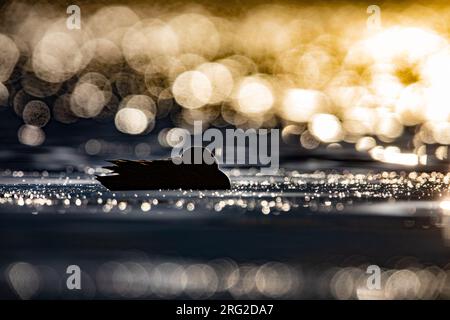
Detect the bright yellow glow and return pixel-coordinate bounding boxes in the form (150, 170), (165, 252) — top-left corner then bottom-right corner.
(436, 146), (448, 160)
(423, 86), (450, 122)
(375, 111), (403, 140)
(114, 107), (148, 135)
(33, 32), (83, 83)
(369, 146), (421, 166)
(421, 48), (450, 87)
(327, 85), (371, 111)
(121, 94), (156, 121)
(122, 19), (179, 73)
(395, 84), (426, 125)
(87, 6), (139, 42)
(362, 27), (446, 63)
(280, 89), (328, 123)
(343, 107), (376, 136)
(236, 77), (274, 115)
(440, 200), (450, 212)
(355, 137), (376, 152)
(384, 152), (419, 166)
(370, 74), (403, 107)
(172, 70), (212, 109)
(168, 13), (220, 59)
(32, 18), (96, 83)
(309, 114), (343, 143)
(197, 62), (233, 104)
(430, 122), (450, 144)
(141, 202), (151, 212)
(6, 2), (450, 153)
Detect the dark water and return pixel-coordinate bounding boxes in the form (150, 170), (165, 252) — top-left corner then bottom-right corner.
(1, 168), (450, 299)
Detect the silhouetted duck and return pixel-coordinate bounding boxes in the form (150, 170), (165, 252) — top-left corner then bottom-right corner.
(96, 147), (231, 190)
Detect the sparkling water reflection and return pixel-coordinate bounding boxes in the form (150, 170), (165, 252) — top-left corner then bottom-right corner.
(1, 168), (450, 299)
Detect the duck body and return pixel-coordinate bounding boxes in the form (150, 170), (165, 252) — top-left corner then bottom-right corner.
(96, 148), (231, 190)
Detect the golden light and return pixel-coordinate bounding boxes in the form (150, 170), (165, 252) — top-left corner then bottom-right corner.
(435, 146), (448, 160)
(384, 269), (421, 300)
(362, 27), (446, 64)
(0, 82), (9, 107)
(172, 70), (212, 109)
(281, 124), (306, 144)
(296, 48), (338, 89)
(196, 62), (233, 105)
(114, 107), (148, 135)
(430, 122), (450, 144)
(141, 202), (151, 212)
(182, 106), (220, 126)
(0, 34), (20, 82)
(221, 104), (248, 126)
(418, 122), (436, 144)
(122, 19), (179, 74)
(383, 151), (420, 166)
(235, 77), (274, 115)
(280, 89), (328, 123)
(326, 85), (372, 111)
(236, 5), (296, 59)
(300, 130), (320, 150)
(355, 136), (376, 152)
(219, 55), (258, 79)
(370, 73), (404, 107)
(120, 94), (156, 122)
(32, 20), (95, 83)
(395, 83), (427, 125)
(18, 124), (45, 146)
(439, 200), (450, 211)
(422, 86), (450, 122)
(70, 82), (107, 118)
(87, 5), (139, 40)
(168, 13), (220, 59)
(369, 146), (423, 166)
(343, 107), (376, 136)
(375, 111), (403, 141)
(420, 47), (450, 87)
(3, 1), (450, 155)
(309, 114), (343, 143)
(91, 38), (122, 66)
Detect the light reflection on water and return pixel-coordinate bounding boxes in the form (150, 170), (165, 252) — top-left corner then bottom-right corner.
(1, 169), (450, 214)
(1, 168), (450, 299)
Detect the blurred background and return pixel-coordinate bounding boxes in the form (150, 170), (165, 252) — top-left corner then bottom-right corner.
(2, 0), (450, 300)
(3, 0), (450, 169)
